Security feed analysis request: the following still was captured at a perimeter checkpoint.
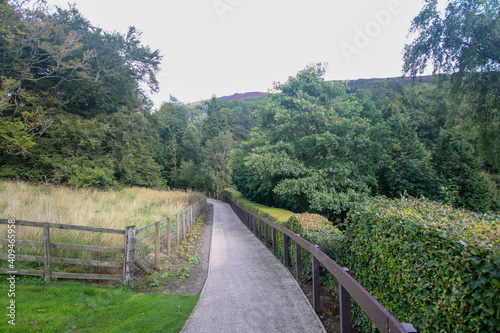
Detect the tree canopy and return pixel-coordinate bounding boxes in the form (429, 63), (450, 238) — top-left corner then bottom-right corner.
(403, 0), (500, 171)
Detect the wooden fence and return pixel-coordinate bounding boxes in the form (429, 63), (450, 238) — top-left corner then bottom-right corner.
(223, 195), (418, 333)
(0, 219), (124, 282)
(0, 196), (207, 287)
(134, 197), (207, 274)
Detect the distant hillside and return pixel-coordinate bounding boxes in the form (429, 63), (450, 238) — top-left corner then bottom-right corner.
(189, 92), (267, 105)
(219, 92), (267, 101)
(341, 75), (433, 92)
(189, 75), (433, 105)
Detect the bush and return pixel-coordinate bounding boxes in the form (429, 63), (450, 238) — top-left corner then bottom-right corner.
(345, 196), (500, 332)
(284, 213), (344, 289)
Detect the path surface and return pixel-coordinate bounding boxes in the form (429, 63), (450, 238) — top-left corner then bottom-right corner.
(181, 199), (326, 333)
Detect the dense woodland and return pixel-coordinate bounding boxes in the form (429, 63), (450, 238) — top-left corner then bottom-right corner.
(1, 0), (499, 217)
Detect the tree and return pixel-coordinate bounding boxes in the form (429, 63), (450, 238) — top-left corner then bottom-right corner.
(375, 110), (445, 200)
(0, 2), (165, 188)
(433, 129), (492, 212)
(403, 0), (500, 171)
(181, 124), (201, 165)
(202, 97), (229, 144)
(403, 0), (499, 77)
(202, 131), (233, 193)
(178, 160), (199, 188)
(233, 64), (379, 219)
(0, 1), (54, 155)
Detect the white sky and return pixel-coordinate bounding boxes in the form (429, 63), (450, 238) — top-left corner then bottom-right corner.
(45, 0), (442, 107)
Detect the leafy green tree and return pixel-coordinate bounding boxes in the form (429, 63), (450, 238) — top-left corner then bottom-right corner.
(201, 131), (233, 193)
(403, 82), (450, 148)
(0, 2), (165, 188)
(217, 99), (261, 142)
(233, 64), (379, 219)
(202, 97), (229, 144)
(178, 160), (199, 189)
(433, 129), (492, 212)
(181, 124), (201, 165)
(375, 110), (445, 200)
(103, 109), (165, 188)
(403, 0), (500, 171)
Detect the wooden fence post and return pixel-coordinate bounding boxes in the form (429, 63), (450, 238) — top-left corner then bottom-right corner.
(154, 221), (160, 270)
(43, 223), (51, 283)
(340, 268), (352, 333)
(182, 209), (186, 239)
(190, 206), (193, 228)
(176, 213), (180, 247)
(123, 226), (137, 287)
(167, 217), (172, 256)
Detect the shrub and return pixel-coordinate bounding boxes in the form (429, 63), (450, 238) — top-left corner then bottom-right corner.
(284, 213), (344, 289)
(345, 196), (500, 332)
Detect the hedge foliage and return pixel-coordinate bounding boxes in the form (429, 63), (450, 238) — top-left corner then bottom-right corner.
(345, 196), (500, 332)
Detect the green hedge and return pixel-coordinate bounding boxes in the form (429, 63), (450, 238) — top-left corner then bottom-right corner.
(284, 213), (344, 288)
(345, 196), (500, 332)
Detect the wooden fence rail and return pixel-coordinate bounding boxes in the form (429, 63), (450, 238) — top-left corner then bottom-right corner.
(223, 195), (418, 333)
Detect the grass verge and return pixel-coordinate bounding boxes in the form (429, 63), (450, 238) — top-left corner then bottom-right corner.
(0, 276), (198, 332)
(222, 188), (294, 224)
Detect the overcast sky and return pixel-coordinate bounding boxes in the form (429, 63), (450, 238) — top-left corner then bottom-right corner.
(45, 0), (442, 107)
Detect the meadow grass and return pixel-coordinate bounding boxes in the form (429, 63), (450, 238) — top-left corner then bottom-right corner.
(0, 276), (198, 332)
(0, 181), (202, 267)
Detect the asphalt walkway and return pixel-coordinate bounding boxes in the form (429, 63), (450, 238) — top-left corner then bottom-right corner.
(181, 199), (326, 333)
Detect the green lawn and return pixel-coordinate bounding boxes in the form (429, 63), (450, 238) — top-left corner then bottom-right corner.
(0, 276), (198, 332)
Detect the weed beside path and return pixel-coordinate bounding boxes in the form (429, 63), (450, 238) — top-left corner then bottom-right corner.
(135, 204), (213, 296)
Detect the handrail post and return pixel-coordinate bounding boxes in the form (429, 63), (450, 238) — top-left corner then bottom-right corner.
(312, 245), (320, 313)
(295, 235), (302, 284)
(283, 233), (289, 267)
(272, 227), (277, 255)
(340, 268), (352, 333)
(264, 223), (269, 247)
(258, 219), (261, 239)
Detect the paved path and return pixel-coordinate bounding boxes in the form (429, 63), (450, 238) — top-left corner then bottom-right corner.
(182, 199), (326, 333)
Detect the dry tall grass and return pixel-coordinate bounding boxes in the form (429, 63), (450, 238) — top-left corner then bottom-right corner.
(0, 180), (201, 252)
